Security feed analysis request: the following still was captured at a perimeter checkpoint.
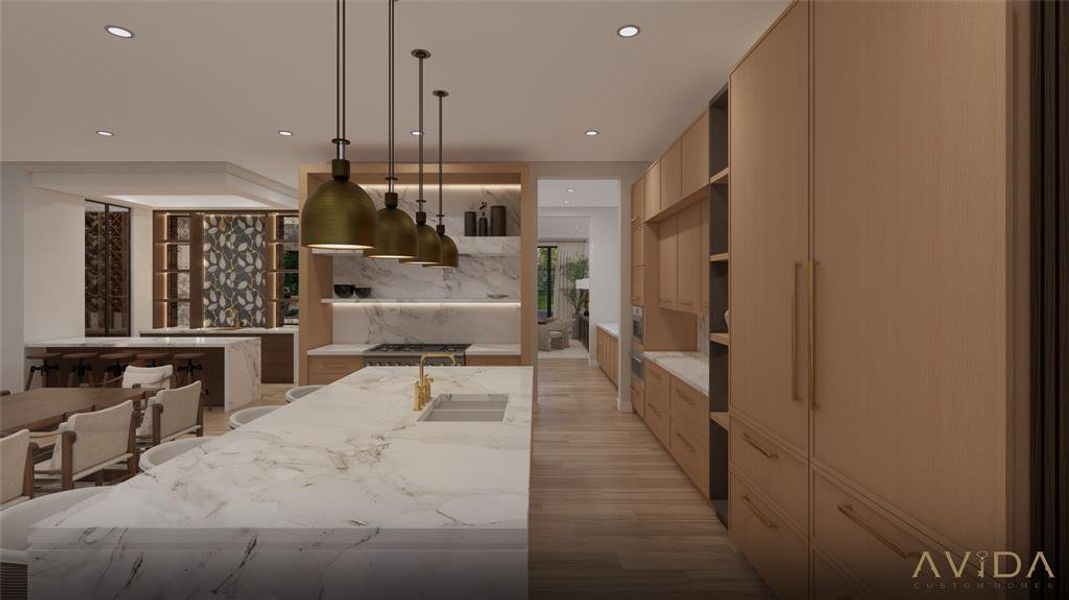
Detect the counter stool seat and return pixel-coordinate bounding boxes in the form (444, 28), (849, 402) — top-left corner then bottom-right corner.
(173, 353), (206, 392)
(24, 352), (62, 391)
(62, 353), (98, 388)
(99, 352), (135, 386)
(135, 352), (170, 367)
(228, 406), (279, 430)
(99, 352), (133, 361)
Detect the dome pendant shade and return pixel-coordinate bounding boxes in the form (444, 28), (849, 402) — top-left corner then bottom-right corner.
(367, 191), (418, 259)
(401, 213), (442, 265)
(425, 225), (458, 268)
(301, 159), (377, 249)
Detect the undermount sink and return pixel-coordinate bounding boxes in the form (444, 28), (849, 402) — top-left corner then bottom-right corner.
(418, 394), (508, 422)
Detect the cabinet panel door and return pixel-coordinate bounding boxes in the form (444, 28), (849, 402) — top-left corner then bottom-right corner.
(729, 1), (809, 452)
(631, 224), (644, 267)
(657, 216), (678, 309)
(660, 141), (683, 210)
(700, 201), (710, 312)
(631, 266), (645, 306)
(630, 177), (645, 224)
(676, 202), (702, 313)
(644, 161), (661, 220)
(682, 111), (710, 197)
(811, 0), (1008, 551)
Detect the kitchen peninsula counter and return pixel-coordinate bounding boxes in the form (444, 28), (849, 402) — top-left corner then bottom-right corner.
(26, 337), (260, 410)
(141, 326), (296, 383)
(30, 366), (533, 599)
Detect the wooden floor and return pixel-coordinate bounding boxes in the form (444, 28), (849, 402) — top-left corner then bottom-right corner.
(529, 358), (770, 599)
(203, 363), (770, 598)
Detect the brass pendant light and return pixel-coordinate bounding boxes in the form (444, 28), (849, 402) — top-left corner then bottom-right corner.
(300, 0), (376, 250)
(400, 49), (441, 265)
(427, 89), (458, 269)
(367, 0), (417, 260)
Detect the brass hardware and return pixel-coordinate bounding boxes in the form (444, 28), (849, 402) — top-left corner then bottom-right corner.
(674, 432), (696, 452)
(413, 353), (457, 411)
(742, 433), (778, 459)
(836, 504), (914, 560)
(741, 495), (778, 530)
(809, 260), (819, 409)
(791, 262), (803, 403)
(675, 390), (697, 405)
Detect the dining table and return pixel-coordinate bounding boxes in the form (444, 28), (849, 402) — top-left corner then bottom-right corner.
(0, 387), (148, 436)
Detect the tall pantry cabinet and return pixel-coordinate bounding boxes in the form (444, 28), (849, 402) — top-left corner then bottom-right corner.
(728, 1), (1029, 598)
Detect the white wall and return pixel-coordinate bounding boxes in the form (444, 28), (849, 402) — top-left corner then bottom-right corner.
(23, 186), (87, 342)
(129, 207), (154, 334)
(1, 165), (28, 391)
(585, 207), (621, 368)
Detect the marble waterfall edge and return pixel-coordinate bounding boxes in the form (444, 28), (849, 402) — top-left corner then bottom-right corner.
(29, 366), (533, 600)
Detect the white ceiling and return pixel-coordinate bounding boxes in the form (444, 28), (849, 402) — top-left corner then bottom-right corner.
(1, 0), (786, 189)
(538, 179), (620, 208)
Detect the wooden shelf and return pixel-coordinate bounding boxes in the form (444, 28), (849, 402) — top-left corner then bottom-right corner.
(154, 269), (190, 274)
(710, 411), (730, 431)
(709, 167), (729, 185)
(710, 252), (729, 263)
(710, 332), (730, 346)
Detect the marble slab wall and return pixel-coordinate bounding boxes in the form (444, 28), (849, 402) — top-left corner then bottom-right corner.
(333, 303), (520, 344)
(332, 253), (519, 300)
(364, 184), (521, 237)
(203, 215), (267, 327)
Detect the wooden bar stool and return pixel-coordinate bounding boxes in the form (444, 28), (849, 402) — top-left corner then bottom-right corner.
(173, 353), (205, 386)
(24, 352), (62, 390)
(62, 352), (98, 387)
(135, 352), (170, 367)
(99, 352), (134, 385)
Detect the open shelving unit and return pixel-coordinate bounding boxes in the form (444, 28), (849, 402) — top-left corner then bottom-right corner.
(707, 84), (730, 526)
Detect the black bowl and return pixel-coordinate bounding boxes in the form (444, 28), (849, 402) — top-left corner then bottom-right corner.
(333, 284), (356, 298)
(354, 287), (372, 299)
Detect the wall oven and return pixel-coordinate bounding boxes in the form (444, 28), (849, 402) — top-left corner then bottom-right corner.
(630, 349), (644, 381)
(631, 306), (644, 344)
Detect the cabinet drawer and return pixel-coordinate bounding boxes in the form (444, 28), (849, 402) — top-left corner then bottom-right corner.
(813, 472), (958, 599)
(730, 418), (806, 529)
(308, 356), (363, 376)
(813, 552), (872, 600)
(467, 355), (521, 366)
(730, 473), (807, 600)
(644, 398), (670, 447)
(630, 378), (645, 418)
(670, 377), (709, 442)
(670, 426), (709, 497)
(644, 361), (670, 407)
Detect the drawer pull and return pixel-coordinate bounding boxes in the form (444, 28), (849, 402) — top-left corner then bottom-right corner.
(836, 504), (914, 560)
(741, 495), (778, 530)
(648, 404), (663, 417)
(674, 431), (696, 452)
(674, 390), (697, 406)
(742, 433), (778, 459)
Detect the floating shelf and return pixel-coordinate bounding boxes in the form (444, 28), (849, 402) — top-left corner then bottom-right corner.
(710, 332), (730, 346)
(710, 411), (730, 431)
(709, 167), (729, 185)
(710, 252), (729, 263)
(312, 236), (521, 257)
(323, 298), (520, 305)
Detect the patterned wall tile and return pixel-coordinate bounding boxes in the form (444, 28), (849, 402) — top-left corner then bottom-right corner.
(203, 215), (267, 326)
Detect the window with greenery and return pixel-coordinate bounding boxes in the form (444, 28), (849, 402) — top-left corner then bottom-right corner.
(537, 245), (557, 319)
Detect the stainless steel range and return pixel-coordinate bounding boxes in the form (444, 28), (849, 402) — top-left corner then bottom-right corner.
(363, 343), (470, 367)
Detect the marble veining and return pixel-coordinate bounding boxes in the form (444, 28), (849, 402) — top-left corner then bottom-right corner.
(644, 351), (709, 396)
(29, 366), (533, 599)
(333, 303), (520, 344)
(332, 252), (520, 300)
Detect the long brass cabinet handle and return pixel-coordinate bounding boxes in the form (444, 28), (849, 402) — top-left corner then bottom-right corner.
(674, 432), (696, 452)
(742, 433), (778, 459)
(791, 262), (803, 403)
(675, 390), (697, 405)
(742, 495), (778, 530)
(809, 260), (819, 410)
(836, 504), (914, 560)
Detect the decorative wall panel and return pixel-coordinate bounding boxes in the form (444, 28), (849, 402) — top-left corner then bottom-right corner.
(202, 215), (267, 327)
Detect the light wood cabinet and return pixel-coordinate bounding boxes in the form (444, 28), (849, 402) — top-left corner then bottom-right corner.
(729, 0), (809, 454)
(675, 202), (702, 313)
(681, 111), (710, 198)
(630, 377), (645, 419)
(307, 356), (363, 385)
(659, 141), (682, 211)
(700, 202), (710, 312)
(466, 355), (521, 366)
(631, 266), (645, 306)
(596, 327), (619, 388)
(640, 360), (711, 499)
(630, 177), (645, 224)
(644, 162), (660, 221)
(657, 217), (677, 309)
(631, 224), (644, 267)
(730, 473), (806, 600)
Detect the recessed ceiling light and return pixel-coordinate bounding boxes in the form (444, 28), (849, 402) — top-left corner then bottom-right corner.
(95, 130), (115, 137)
(410, 130), (423, 136)
(617, 25), (640, 38)
(277, 130), (294, 137)
(566, 188), (576, 193)
(564, 199), (571, 204)
(584, 129), (599, 137)
(105, 25), (134, 39)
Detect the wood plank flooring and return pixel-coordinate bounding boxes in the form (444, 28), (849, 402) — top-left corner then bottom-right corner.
(203, 363), (770, 598)
(530, 358), (770, 599)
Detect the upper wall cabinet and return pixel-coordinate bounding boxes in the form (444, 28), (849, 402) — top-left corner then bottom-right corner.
(644, 161), (661, 220)
(631, 177), (645, 225)
(681, 111), (710, 199)
(659, 141), (683, 212)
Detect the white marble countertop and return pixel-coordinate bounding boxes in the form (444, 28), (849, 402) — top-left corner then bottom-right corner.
(306, 343), (520, 356)
(27, 336), (262, 348)
(323, 298), (520, 304)
(597, 322), (619, 338)
(140, 326), (298, 335)
(466, 344), (521, 356)
(30, 366), (533, 598)
(644, 351), (709, 396)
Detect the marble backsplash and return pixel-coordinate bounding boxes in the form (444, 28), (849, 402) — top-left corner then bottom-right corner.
(333, 303), (520, 344)
(364, 184), (521, 237)
(332, 253), (520, 300)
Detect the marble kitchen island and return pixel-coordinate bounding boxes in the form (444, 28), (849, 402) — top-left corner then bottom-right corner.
(28, 366), (534, 600)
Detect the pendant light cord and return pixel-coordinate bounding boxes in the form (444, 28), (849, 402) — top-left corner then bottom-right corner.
(437, 90), (444, 224)
(387, 0), (397, 193)
(334, 0), (344, 160)
(417, 52), (424, 211)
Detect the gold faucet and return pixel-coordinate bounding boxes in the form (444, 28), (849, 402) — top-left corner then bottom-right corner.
(413, 353), (457, 411)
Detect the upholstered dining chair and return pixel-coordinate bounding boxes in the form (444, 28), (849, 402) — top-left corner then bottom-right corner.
(0, 430), (36, 510)
(34, 401), (137, 491)
(228, 406), (280, 429)
(135, 381), (203, 447)
(104, 365), (174, 390)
